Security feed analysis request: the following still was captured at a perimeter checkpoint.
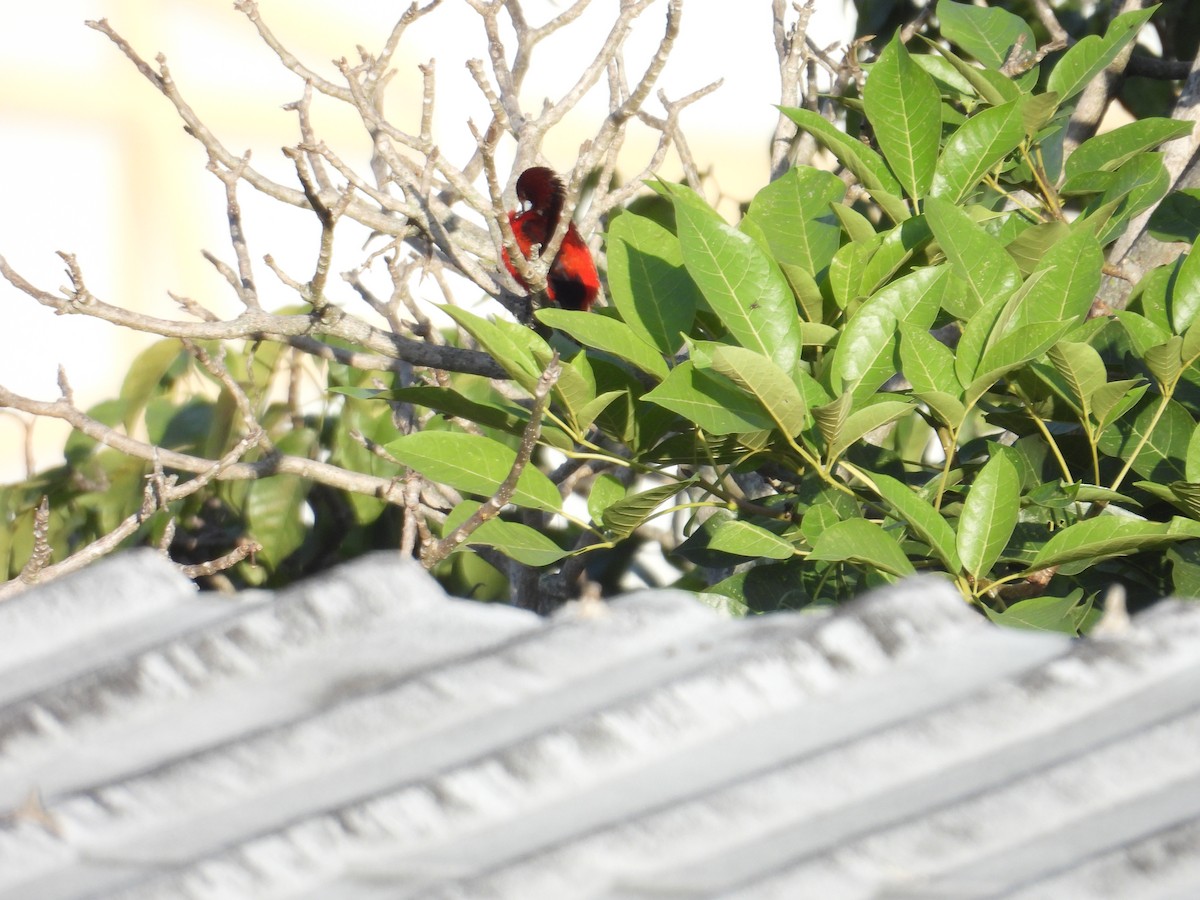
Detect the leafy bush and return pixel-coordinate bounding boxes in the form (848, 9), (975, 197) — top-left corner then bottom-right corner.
(4, 1), (1200, 627)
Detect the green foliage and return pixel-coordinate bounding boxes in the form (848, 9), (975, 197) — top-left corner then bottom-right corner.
(6, 3), (1200, 628)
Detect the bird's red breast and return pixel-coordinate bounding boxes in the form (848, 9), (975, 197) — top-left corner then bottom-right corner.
(501, 167), (599, 312)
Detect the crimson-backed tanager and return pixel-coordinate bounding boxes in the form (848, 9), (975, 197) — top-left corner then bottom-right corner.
(502, 166), (599, 312)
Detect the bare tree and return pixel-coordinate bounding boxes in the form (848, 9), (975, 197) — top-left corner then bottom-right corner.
(0, 0), (733, 607)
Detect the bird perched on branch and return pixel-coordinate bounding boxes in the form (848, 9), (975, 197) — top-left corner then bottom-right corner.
(502, 166), (599, 312)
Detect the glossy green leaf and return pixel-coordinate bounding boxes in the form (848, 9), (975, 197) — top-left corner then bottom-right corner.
(994, 227), (1102, 338)
(828, 399), (914, 462)
(601, 480), (693, 540)
(925, 196), (1021, 313)
(865, 35), (941, 200)
(587, 473), (626, 525)
(937, 0), (1034, 70)
(605, 212), (699, 355)
(1097, 397), (1192, 483)
(985, 591), (1093, 634)
(831, 266), (948, 401)
(924, 37), (1014, 107)
(1047, 341), (1106, 415)
(461, 517), (570, 566)
(899, 320), (961, 395)
(957, 449), (1020, 580)
(779, 106), (910, 222)
(1025, 516), (1195, 571)
(1091, 379), (1148, 433)
(1004, 221), (1071, 276)
(1147, 189), (1200, 243)
(642, 360), (775, 435)
(918, 390), (968, 429)
(873, 472), (962, 571)
(743, 166), (846, 275)
(931, 99), (1027, 204)
(813, 391), (852, 450)
(1047, 6), (1157, 104)
(706, 519), (796, 560)
(663, 181), (802, 375)
(537, 309), (669, 380)
(387, 430), (562, 512)
(1066, 118), (1194, 181)
(1172, 240), (1200, 335)
(969, 321), (1074, 406)
(444, 305), (541, 393)
(807, 517), (917, 579)
(860, 216), (934, 296)
(706, 345), (809, 437)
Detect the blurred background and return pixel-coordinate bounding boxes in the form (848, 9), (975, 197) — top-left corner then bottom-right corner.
(0, 0), (859, 482)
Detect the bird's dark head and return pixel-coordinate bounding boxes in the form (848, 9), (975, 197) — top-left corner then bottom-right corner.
(514, 166), (565, 222)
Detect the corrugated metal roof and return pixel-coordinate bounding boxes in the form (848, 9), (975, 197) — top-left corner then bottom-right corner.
(1, 550), (1198, 898)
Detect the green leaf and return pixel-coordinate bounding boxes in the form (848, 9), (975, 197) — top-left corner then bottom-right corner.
(937, 0), (1035, 70)
(706, 519), (796, 560)
(873, 472), (963, 571)
(662, 181), (802, 375)
(245, 429), (317, 570)
(444, 306), (541, 393)
(1004, 221), (1071, 276)
(1116, 310), (1172, 356)
(642, 360), (775, 435)
(1083, 153), (1171, 244)
(705, 345), (809, 437)
(1098, 397), (1192, 483)
(994, 227), (1102, 338)
(860, 216), (934, 296)
(807, 518), (918, 579)
(587, 473), (626, 525)
(1144, 336), (1184, 386)
(1047, 6), (1157, 104)
(956, 449), (1020, 580)
(605, 212), (699, 355)
(925, 196), (1021, 313)
(602, 480), (693, 540)
(1172, 240), (1200, 335)
(461, 517), (570, 566)
(931, 99), (1027, 204)
(828, 399), (915, 462)
(831, 266), (948, 401)
(924, 37), (1015, 107)
(779, 106), (909, 222)
(985, 591), (1093, 634)
(1091, 378), (1148, 433)
(829, 239), (875, 308)
(1025, 516), (1195, 571)
(536, 309), (669, 380)
(743, 166), (846, 275)
(899, 321), (961, 395)
(364, 385), (528, 437)
(119, 340), (187, 433)
(1147, 189), (1200, 243)
(864, 35), (942, 200)
(1066, 118), (1194, 181)
(1047, 341), (1106, 416)
(918, 389), (968, 428)
(387, 431), (562, 512)
(968, 321), (1075, 406)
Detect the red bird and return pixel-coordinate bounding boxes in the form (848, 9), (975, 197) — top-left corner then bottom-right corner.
(502, 166), (599, 312)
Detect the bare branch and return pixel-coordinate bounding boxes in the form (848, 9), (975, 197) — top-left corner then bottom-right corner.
(421, 353), (561, 569)
(1, 256), (504, 378)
